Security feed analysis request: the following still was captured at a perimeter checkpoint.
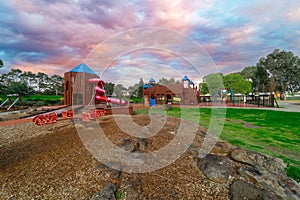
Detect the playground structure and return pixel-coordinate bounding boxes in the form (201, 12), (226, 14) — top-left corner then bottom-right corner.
(199, 87), (277, 108)
(143, 76), (199, 106)
(142, 75), (276, 108)
(89, 78), (128, 106)
(64, 63), (98, 106)
(0, 94), (24, 111)
(33, 63), (131, 126)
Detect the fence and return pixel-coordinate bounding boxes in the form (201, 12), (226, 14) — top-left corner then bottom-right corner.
(199, 94), (277, 108)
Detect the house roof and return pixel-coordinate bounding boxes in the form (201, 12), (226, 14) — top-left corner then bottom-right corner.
(149, 77), (156, 83)
(143, 84), (149, 89)
(182, 75), (189, 81)
(68, 63), (97, 75)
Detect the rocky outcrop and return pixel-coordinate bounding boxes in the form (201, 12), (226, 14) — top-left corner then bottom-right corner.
(238, 166), (300, 200)
(90, 183), (118, 200)
(195, 144), (300, 200)
(230, 179), (281, 200)
(197, 154), (234, 183)
(230, 148), (286, 174)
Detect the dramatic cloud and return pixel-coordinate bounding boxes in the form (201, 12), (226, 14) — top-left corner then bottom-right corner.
(0, 0), (299, 85)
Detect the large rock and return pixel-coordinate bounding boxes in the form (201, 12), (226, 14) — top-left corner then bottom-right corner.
(100, 161), (122, 179)
(211, 141), (232, 156)
(90, 183), (118, 200)
(238, 166), (300, 200)
(198, 154), (234, 183)
(135, 137), (147, 151)
(230, 148), (286, 174)
(230, 179), (281, 200)
(117, 138), (135, 152)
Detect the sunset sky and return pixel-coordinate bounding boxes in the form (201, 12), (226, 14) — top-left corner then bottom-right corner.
(0, 0), (299, 85)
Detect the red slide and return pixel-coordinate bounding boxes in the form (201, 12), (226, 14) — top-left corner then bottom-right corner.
(90, 79), (128, 106)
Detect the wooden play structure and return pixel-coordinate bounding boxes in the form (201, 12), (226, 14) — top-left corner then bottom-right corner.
(33, 63), (132, 126)
(64, 63), (99, 106)
(143, 76), (199, 106)
(0, 94), (24, 111)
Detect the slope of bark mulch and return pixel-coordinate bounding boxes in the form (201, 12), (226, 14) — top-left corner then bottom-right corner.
(0, 114), (229, 199)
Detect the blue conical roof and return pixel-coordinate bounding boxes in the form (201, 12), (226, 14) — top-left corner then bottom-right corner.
(69, 63), (96, 75)
(182, 75), (189, 81)
(190, 80), (194, 85)
(143, 84), (149, 89)
(149, 77), (155, 83)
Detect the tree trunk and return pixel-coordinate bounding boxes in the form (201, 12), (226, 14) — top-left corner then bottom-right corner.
(280, 80), (286, 100)
(280, 92), (285, 100)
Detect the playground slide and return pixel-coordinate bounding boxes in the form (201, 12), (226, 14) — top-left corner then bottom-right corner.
(91, 78), (128, 106)
(110, 97), (128, 106)
(95, 86), (106, 95)
(95, 95), (128, 106)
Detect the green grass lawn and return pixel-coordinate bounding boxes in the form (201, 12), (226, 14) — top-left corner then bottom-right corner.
(135, 107), (300, 183)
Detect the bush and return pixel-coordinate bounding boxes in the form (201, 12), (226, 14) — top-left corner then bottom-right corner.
(130, 96), (143, 103)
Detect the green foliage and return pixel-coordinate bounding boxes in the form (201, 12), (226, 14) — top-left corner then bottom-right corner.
(0, 59), (3, 68)
(203, 73), (224, 94)
(114, 84), (126, 98)
(256, 49), (300, 99)
(240, 66), (257, 93)
(5, 81), (34, 96)
(130, 96), (143, 103)
(24, 95), (62, 106)
(104, 82), (115, 96)
(200, 82), (209, 95)
(223, 73), (252, 94)
(137, 78), (144, 98)
(254, 65), (270, 93)
(158, 77), (179, 84)
(115, 191), (125, 199)
(0, 68), (63, 95)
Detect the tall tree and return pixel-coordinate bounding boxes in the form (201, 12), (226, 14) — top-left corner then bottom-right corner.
(6, 82), (34, 96)
(240, 66), (258, 93)
(200, 82), (209, 95)
(256, 49), (300, 99)
(0, 59), (3, 68)
(127, 84), (139, 98)
(104, 82), (115, 96)
(114, 84), (126, 98)
(158, 77), (179, 85)
(137, 78), (144, 98)
(254, 64), (270, 93)
(223, 74), (252, 94)
(203, 73), (224, 95)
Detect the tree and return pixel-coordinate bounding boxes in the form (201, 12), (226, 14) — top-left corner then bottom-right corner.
(104, 82), (115, 96)
(223, 74), (252, 94)
(137, 78), (144, 98)
(158, 77), (180, 85)
(6, 81), (34, 96)
(0, 59), (3, 68)
(240, 66), (258, 93)
(127, 84), (139, 98)
(114, 84), (126, 98)
(200, 82), (209, 95)
(203, 73), (224, 95)
(254, 64), (270, 93)
(256, 49), (300, 99)
(0, 75), (7, 94)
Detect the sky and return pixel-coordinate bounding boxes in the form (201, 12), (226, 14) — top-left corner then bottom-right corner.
(0, 0), (299, 86)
